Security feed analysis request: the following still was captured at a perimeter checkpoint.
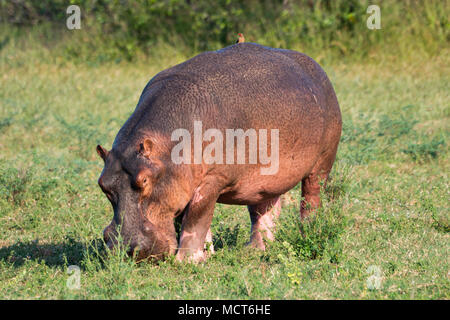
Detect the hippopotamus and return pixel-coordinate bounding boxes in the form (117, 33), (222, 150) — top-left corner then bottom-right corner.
(96, 42), (342, 262)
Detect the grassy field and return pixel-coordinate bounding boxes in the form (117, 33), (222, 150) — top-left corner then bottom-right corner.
(0, 29), (449, 298)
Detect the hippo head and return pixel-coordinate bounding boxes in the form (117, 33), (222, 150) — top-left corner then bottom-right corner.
(96, 138), (192, 261)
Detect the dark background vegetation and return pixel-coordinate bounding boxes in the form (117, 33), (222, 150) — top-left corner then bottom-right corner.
(1, 0), (447, 62)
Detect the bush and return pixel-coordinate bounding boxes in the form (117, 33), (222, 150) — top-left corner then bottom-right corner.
(1, 0), (448, 62)
(269, 162), (351, 268)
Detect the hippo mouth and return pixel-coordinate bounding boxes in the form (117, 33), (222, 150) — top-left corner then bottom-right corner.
(125, 221), (177, 261)
(103, 222), (175, 261)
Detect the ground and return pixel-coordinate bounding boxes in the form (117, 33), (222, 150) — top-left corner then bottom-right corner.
(0, 48), (448, 299)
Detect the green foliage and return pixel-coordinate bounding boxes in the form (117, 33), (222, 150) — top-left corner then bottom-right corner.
(1, 0), (448, 62)
(431, 211), (450, 233)
(273, 165), (350, 263)
(377, 110), (418, 142)
(339, 105), (448, 165)
(257, 162), (353, 287)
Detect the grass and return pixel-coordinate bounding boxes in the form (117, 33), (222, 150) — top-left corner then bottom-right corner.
(0, 27), (449, 299)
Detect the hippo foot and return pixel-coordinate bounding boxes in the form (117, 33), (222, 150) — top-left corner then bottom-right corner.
(176, 248), (207, 263)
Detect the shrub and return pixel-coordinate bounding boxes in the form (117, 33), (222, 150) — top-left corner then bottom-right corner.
(1, 0), (447, 61)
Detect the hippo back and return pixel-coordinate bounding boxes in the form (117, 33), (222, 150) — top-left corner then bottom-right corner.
(114, 43), (341, 161)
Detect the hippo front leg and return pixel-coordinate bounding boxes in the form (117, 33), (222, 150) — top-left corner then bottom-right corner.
(176, 182), (219, 262)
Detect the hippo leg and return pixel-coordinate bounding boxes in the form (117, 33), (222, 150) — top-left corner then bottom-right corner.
(300, 173), (324, 218)
(176, 206), (214, 255)
(247, 197), (281, 250)
(300, 150), (336, 218)
(176, 182), (219, 262)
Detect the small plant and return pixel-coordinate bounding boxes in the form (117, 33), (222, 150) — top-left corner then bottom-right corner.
(325, 161), (353, 201)
(268, 195), (347, 288)
(431, 211), (449, 233)
(423, 199), (450, 234)
(271, 167), (349, 265)
(0, 161), (33, 206)
(277, 241), (303, 286)
(402, 135), (445, 162)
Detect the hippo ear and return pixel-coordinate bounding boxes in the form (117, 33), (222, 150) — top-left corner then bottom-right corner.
(139, 138), (153, 158)
(96, 145), (109, 161)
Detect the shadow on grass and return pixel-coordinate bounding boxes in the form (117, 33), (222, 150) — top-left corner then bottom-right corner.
(0, 238), (106, 269)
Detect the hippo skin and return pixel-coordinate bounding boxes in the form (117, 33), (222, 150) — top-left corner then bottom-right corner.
(96, 43), (342, 262)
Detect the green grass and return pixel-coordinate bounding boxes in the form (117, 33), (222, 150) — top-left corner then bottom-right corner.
(0, 29), (449, 299)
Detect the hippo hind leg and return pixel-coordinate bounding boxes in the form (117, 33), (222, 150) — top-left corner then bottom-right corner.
(247, 197), (281, 250)
(301, 172), (326, 219)
(300, 149), (336, 219)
